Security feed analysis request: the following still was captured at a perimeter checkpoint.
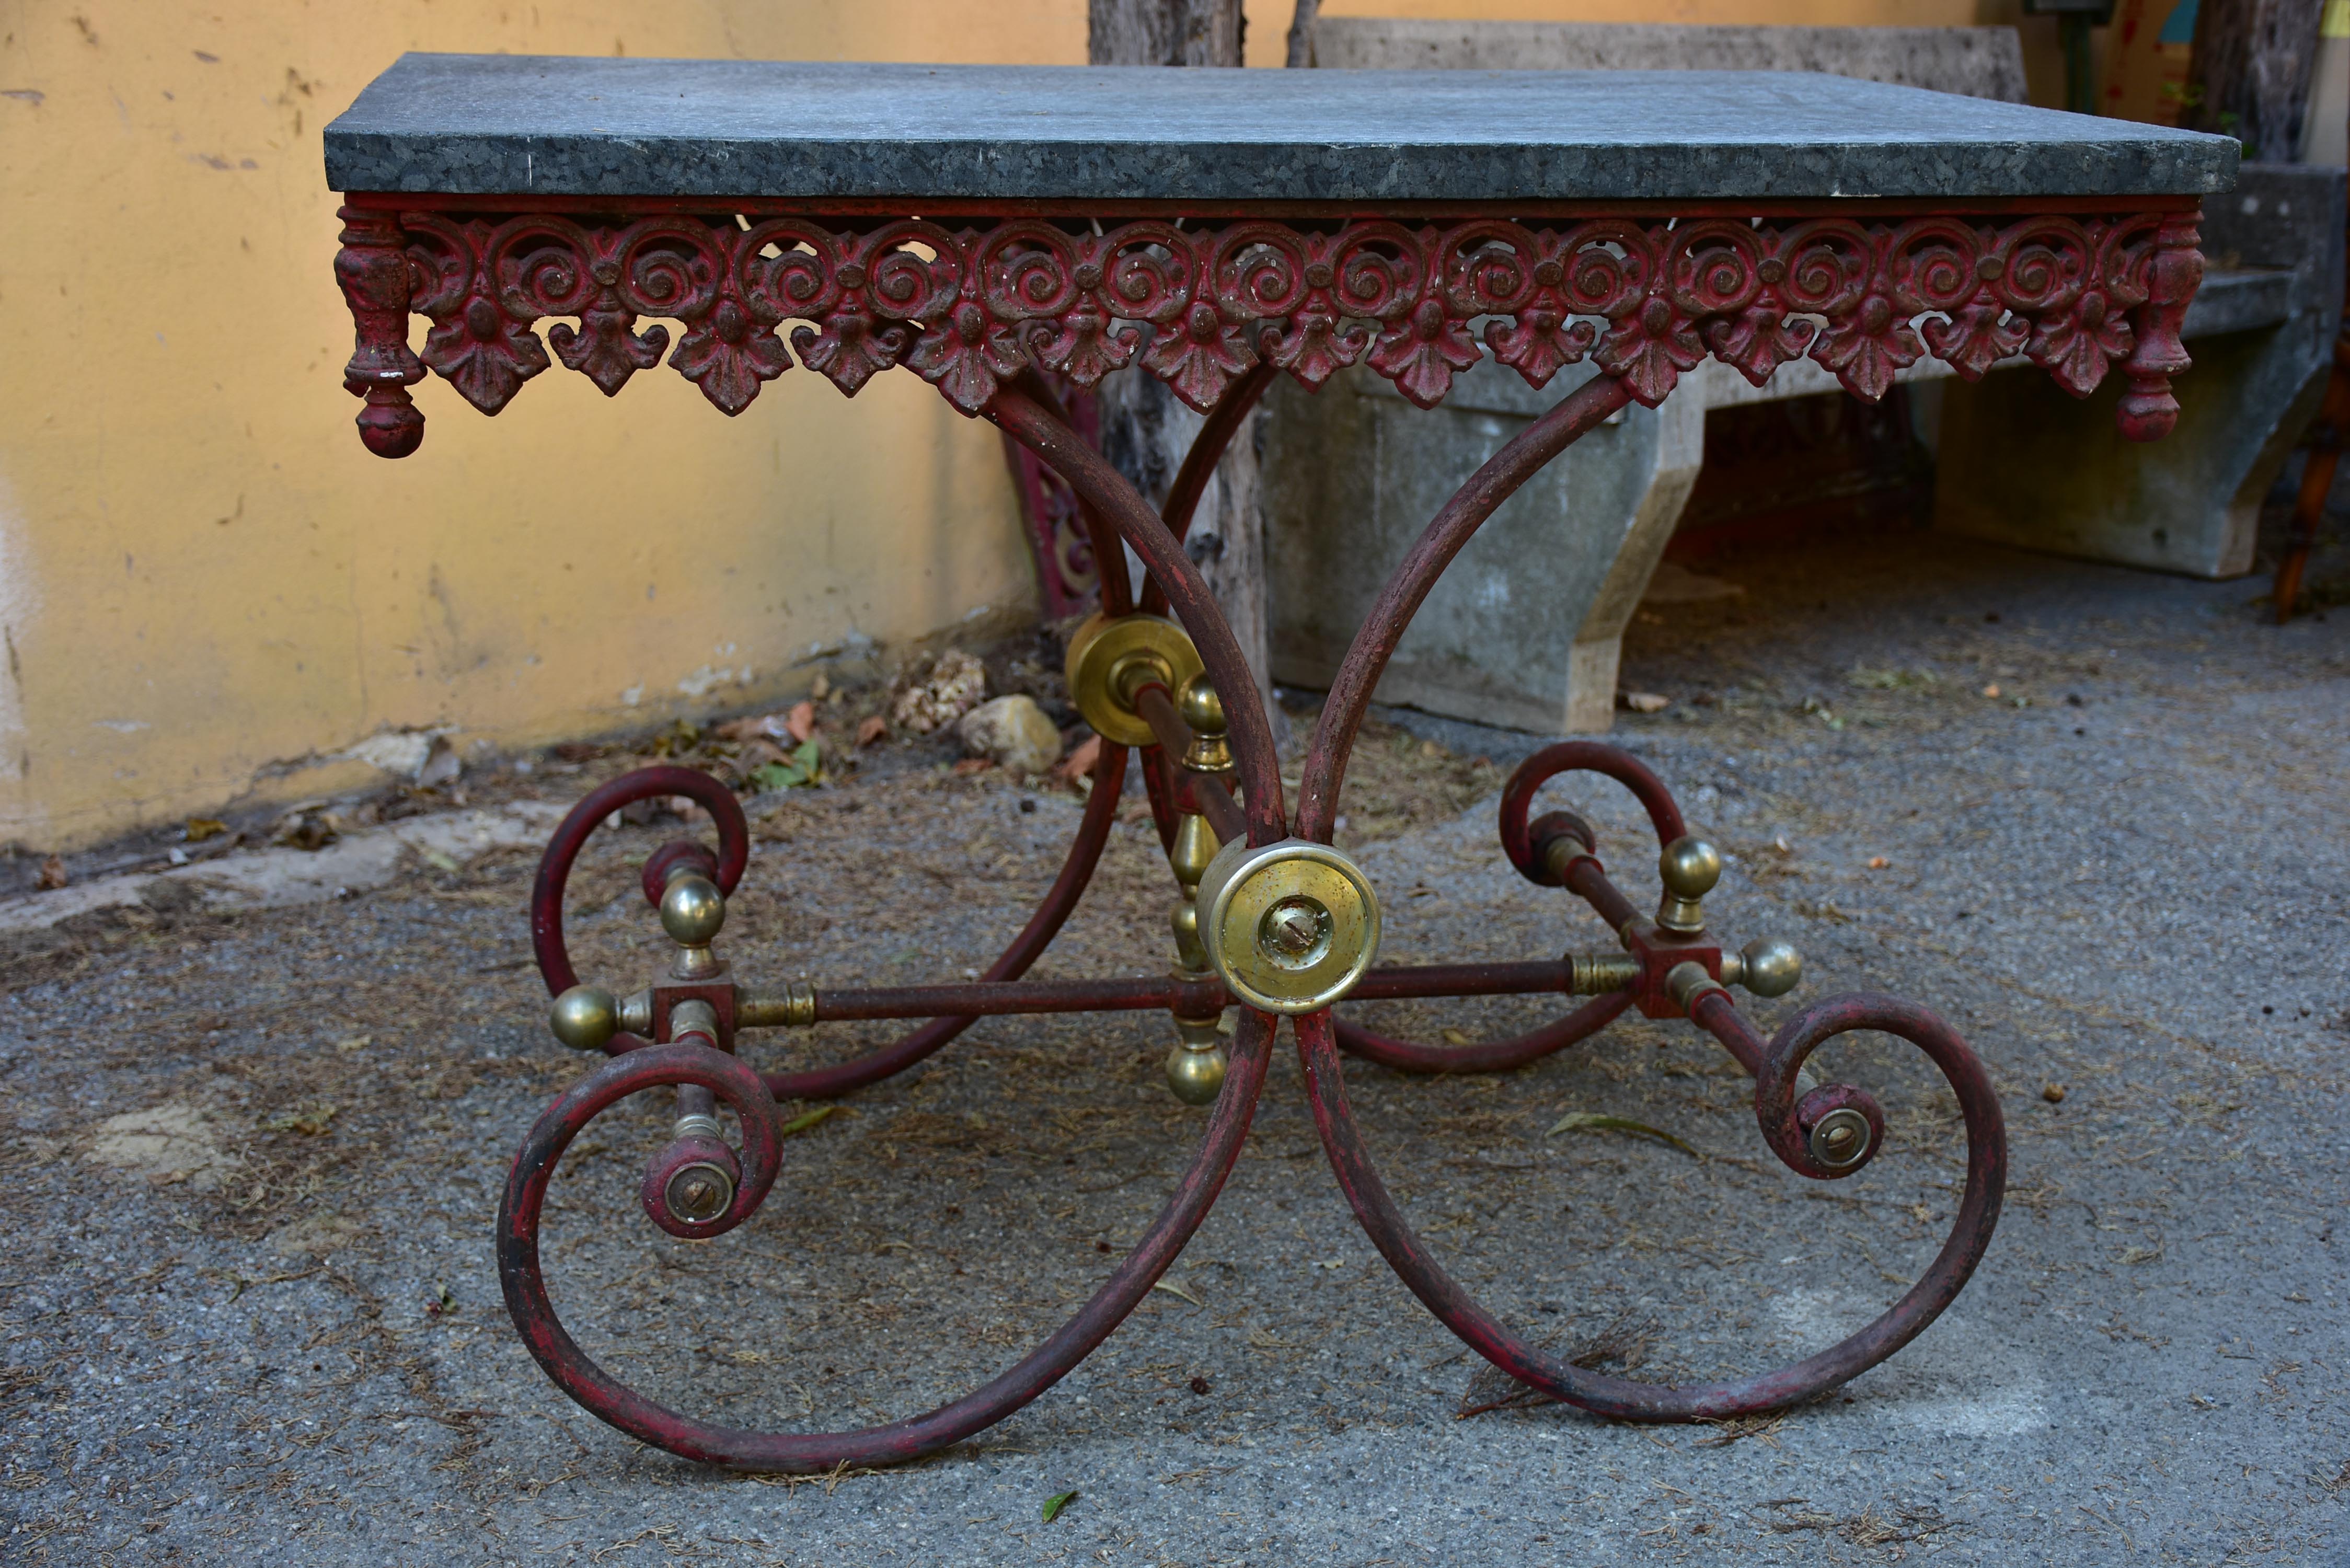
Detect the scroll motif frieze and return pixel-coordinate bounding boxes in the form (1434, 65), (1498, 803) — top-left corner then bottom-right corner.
(335, 205), (2201, 456)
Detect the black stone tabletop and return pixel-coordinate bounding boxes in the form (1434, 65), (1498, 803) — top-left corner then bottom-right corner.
(325, 53), (2236, 205)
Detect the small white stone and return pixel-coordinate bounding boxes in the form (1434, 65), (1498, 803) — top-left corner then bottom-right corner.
(957, 694), (1062, 776)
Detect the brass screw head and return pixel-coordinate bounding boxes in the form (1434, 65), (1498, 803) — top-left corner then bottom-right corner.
(549, 985), (618, 1052)
(1165, 1041), (1228, 1105)
(660, 873), (727, 947)
(664, 1161), (736, 1224)
(1657, 837), (1723, 900)
(1808, 1108), (1872, 1170)
(1738, 938), (1803, 998)
(1259, 895), (1332, 968)
(1177, 674), (1226, 737)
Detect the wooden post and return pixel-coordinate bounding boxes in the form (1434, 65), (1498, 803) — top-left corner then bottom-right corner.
(2185, 0), (2326, 160)
(1286, 0), (1322, 67)
(1088, 0), (1279, 727)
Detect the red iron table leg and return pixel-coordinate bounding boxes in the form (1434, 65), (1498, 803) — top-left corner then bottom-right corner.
(498, 1016), (1274, 1471)
(327, 189), (2187, 1468)
(1280, 366), (2009, 1420)
(1297, 993), (2005, 1421)
(505, 382), (1296, 1470)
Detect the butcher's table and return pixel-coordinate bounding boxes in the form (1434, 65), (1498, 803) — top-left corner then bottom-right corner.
(324, 54), (2232, 1471)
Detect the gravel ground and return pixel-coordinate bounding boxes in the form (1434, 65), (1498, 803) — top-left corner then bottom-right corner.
(3, 513), (2347, 1567)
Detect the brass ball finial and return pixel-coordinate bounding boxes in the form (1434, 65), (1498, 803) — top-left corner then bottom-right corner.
(659, 872), (727, 947)
(1655, 837), (1722, 935)
(1738, 937), (1803, 998)
(1177, 674), (1234, 775)
(1657, 837), (1723, 900)
(1177, 674), (1226, 737)
(1166, 1041), (1229, 1105)
(550, 985), (619, 1052)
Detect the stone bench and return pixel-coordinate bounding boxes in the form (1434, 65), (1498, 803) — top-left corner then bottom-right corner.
(1266, 19), (2340, 734)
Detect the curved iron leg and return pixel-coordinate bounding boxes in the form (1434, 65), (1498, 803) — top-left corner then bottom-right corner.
(506, 382), (1295, 1472)
(501, 1012), (1275, 1470)
(1293, 373), (1633, 843)
(990, 387), (1287, 846)
(1296, 1004), (2004, 1421)
(1282, 367), (2006, 1417)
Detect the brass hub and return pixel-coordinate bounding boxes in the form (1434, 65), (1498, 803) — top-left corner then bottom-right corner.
(1194, 837), (1380, 1014)
(1064, 611), (1205, 747)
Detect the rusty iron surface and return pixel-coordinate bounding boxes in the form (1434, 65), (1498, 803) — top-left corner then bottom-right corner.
(412, 191), (2056, 1471)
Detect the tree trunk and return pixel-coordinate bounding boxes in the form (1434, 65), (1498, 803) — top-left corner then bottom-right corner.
(1087, 0), (1279, 728)
(1088, 0), (1242, 68)
(2187, 0), (2326, 161)
(1095, 378), (1270, 706)
(1285, 0), (1321, 67)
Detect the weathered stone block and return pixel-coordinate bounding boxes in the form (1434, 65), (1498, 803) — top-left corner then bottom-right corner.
(1263, 360), (1701, 735)
(1935, 164), (2347, 579)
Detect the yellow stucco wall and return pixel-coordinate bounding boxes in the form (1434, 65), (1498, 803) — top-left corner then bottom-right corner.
(0, 1), (1087, 855)
(1, 0), (2063, 856)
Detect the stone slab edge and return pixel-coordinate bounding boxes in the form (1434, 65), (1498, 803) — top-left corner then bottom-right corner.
(0, 803), (571, 936)
(324, 55), (2236, 202)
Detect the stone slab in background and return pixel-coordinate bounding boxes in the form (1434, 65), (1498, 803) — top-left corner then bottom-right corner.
(1311, 17), (2030, 102)
(1935, 163), (2347, 579)
(1264, 359), (1702, 735)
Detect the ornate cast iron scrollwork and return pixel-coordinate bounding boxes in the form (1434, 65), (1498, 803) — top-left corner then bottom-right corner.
(337, 204), (2204, 456)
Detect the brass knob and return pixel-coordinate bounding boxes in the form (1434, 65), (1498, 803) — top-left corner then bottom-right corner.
(1177, 674), (1226, 737)
(1178, 675), (1234, 775)
(1655, 836), (1721, 935)
(1737, 938), (1803, 998)
(1658, 836), (1722, 898)
(1165, 1041), (1229, 1105)
(660, 872), (727, 947)
(550, 985), (619, 1052)
(1166, 1014), (1229, 1105)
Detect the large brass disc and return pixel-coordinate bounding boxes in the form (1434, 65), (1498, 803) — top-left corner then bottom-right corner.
(1194, 837), (1381, 1015)
(1063, 611), (1205, 748)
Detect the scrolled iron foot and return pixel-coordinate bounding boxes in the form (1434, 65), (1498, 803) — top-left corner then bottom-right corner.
(1298, 998), (2005, 1422)
(528, 744), (1131, 1099)
(498, 1017), (1276, 1472)
(1298, 740), (2007, 1421)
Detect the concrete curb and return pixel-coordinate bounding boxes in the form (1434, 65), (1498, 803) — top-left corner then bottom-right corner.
(0, 802), (570, 935)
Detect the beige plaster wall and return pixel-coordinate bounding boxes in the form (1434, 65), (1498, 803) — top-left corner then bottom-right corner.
(0, 0), (1085, 854)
